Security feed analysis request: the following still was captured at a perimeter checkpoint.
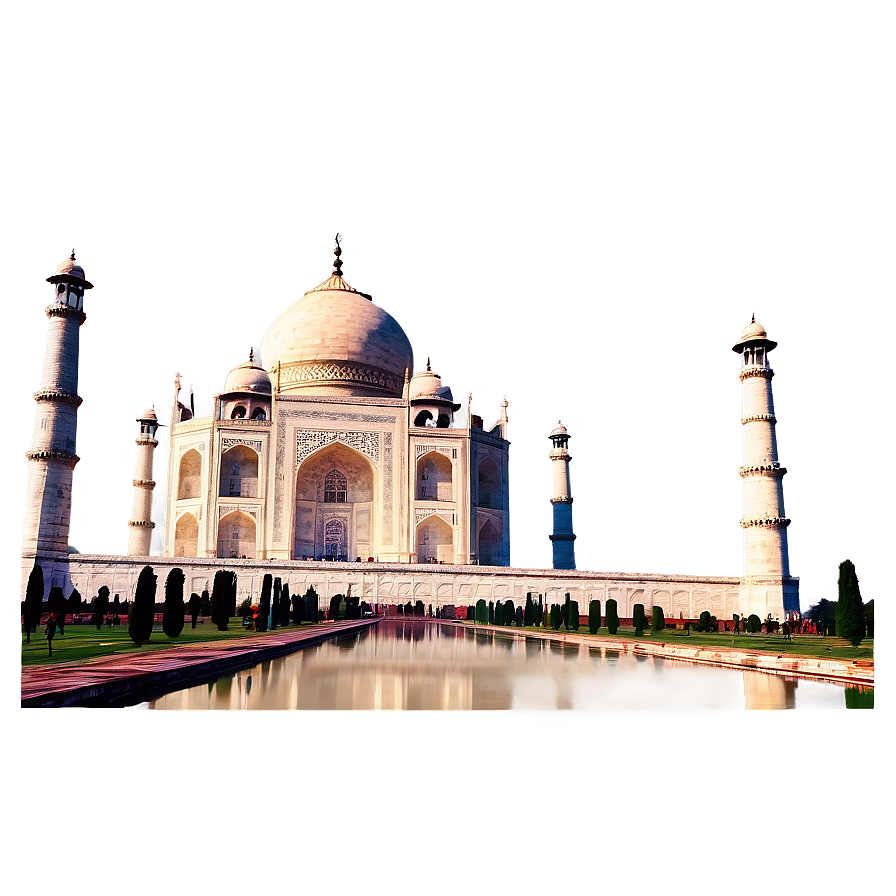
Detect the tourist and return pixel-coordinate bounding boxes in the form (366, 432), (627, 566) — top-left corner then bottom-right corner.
(44, 613), (57, 657)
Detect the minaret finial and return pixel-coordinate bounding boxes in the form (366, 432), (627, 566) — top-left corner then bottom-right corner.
(426, 357), (431, 371)
(71, 249), (76, 261)
(752, 313), (755, 323)
(333, 233), (343, 277)
(249, 347), (254, 363)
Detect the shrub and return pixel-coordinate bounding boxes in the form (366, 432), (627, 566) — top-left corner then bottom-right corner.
(588, 600), (601, 635)
(23, 564), (44, 643)
(633, 603), (646, 636)
(606, 599), (619, 635)
(651, 606), (665, 633)
(697, 611), (712, 632)
(475, 599), (487, 624)
(747, 614), (761, 633)
(162, 568), (186, 638)
(732, 613), (740, 634)
(836, 559), (866, 646)
(129, 566), (157, 646)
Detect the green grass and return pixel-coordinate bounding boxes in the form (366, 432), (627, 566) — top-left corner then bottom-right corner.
(21, 620), (326, 667)
(465, 622), (873, 663)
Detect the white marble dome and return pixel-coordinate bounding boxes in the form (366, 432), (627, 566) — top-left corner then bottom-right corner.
(261, 274), (413, 397)
(733, 317), (777, 353)
(223, 353), (272, 395)
(409, 361), (457, 404)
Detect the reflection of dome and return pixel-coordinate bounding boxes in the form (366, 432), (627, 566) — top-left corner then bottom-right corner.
(732, 316), (777, 353)
(224, 351), (272, 395)
(261, 274), (413, 398)
(47, 251), (93, 289)
(409, 360), (461, 409)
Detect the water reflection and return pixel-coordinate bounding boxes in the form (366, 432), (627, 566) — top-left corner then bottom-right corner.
(141, 620), (857, 711)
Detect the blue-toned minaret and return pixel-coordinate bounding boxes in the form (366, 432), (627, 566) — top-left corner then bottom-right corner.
(549, 421), (576, 569)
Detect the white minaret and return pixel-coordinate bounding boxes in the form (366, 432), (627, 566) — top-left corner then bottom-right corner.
(22, 252), (92, 597)
(733, 317), (799, 620)
(549, 421), (576, 569)
(127, 408), (160, 555)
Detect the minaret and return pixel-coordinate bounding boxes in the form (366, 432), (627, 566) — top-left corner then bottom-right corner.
(733, 317), (799, 620)
(549, 421), (576, 569)
(22, 251), (92, 596)
(127, 408), (160, 555)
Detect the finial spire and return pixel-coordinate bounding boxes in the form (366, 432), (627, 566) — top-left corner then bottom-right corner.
(333, 233), (343, 277)
(71, 249), (76, 261)
(752, 313), (755, 323)
(249, 347), (254, 363)
(426, 357), (431, 371)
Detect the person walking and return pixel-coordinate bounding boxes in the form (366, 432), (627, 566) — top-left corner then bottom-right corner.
(44, 613), (57, 657)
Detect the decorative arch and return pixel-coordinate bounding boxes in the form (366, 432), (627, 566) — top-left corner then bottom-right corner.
(219, 444), (259, 498)
(173, 511), (199, 557)
(293, 441), (376, 561)
(416, 514), (454, 563)
(177, 449), (202, 500)
(216, 510), (256, 559)
(477, 457), (500, 508)
(477, 518), (501, 566)
(414, 410), (434, 427)
(416, 450), (453, 501)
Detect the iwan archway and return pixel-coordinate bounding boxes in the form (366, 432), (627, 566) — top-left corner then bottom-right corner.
(293, 442), (376, 561)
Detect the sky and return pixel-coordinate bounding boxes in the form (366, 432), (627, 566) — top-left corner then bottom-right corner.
(4, 1), (892, 874)
(6, 2), (892, 608)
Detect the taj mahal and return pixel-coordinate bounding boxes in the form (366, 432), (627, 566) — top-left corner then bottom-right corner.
(22, 240), (798, 623)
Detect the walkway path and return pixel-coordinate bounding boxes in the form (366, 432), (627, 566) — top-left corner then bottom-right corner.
(463, 622), (874, 687)
(21, 619), (376, 707)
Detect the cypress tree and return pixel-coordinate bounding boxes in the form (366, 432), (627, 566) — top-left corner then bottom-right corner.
(606, 599), (619, 635)
(200, 588), (210, 616)
(48, 587), (68, 634)
(162, 568), (186, 638)
(475, 599), (487, 624)
(562, 593), (570, 630)
(280, 584), (291, 626)
(524, 593), (533, 627)
(93, 585), (110, 629)
(271, 578), (280, 630)
(588, 599), (601, 635)
(258, 574), (272, 632)
(305, 586), (318, 622)
(515, 606), (523, 626)
(504, 599), (515, 625)
(188, 592), (201, 628)
(69, 588), (82, 620)
(23, 564), (44, 643)
(836, 559), (866, 646)
(550, 604), (561, 630)
(633, 603), (646, 636)
(210, 570), (231, 631)
(292, 589), (303, 625)
(129, 565), (157, 646)
(569, 600), (579, 631)
(651, 605), (665, 633)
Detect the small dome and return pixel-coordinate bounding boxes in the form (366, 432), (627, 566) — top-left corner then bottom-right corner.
(408, 369), (454, 404)
(550, 420), (568, 438)
(138, 408), (157, 421)
(47, 252), (93, 289)
(732, 316), (777, 353)
(223, 352), (272, 395)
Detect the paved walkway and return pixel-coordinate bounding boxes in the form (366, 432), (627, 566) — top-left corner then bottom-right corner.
(21, 619), (376, 707)
(464, 622), (874, 687)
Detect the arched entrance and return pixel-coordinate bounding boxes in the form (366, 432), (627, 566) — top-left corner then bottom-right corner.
(174, 512), (199, 557)
(416, 514), (454, 563)
(294, 442), (375, 560)
(478, 518), (501, 566)
(219, 445), (259, 498)
(217, 510), (257, 559)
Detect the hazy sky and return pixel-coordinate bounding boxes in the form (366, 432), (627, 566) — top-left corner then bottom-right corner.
(5, 1), (891, 873)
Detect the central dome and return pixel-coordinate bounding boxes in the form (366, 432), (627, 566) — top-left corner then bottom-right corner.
(261, 273), (414, 398)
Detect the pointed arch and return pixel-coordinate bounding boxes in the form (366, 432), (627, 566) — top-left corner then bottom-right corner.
(477, 518), (501, 566)
(173, 511), (199, 557)
(416, 514), (454, 564)
(477, 457), (500, 508)
(177, 449), (202, 500)
(216, 510), (257, 559)
(416, 450), (453, 501)
(219, 444), (259, 498)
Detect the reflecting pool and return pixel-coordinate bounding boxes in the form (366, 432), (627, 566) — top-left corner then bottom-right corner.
(136, 619), (865, 710)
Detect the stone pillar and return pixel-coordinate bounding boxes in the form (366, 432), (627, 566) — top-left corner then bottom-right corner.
(733, 317), (799, 620)
(548, 421), (576, 570)
(127, 408), (160, 555)
(22, 253), (92, 597)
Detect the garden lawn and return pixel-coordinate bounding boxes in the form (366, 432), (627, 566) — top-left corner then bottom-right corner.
(470, 623), (873, 663)
(21, 620), (324, 667)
